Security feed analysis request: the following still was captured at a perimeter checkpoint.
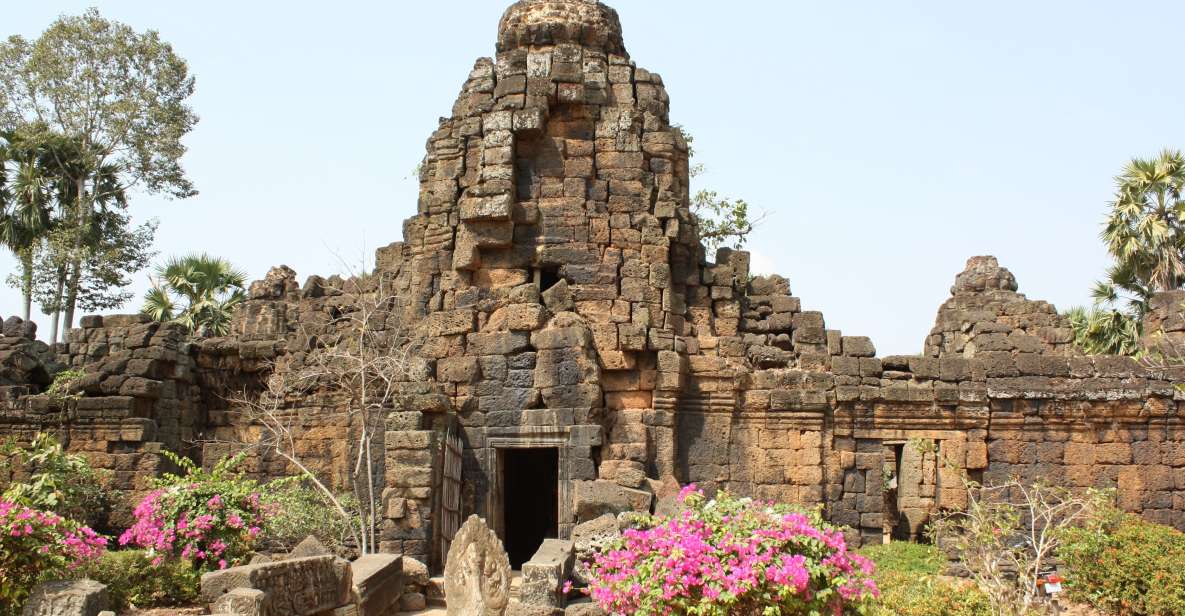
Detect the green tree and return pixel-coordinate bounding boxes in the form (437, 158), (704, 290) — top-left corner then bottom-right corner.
(1, 433), (110, 529)
(0, 8), (198, 339)
(0, 129), (53, 320)
(1065, 305), (1141, 357)
(31, 208), (158, 324)
(674, 126), (766, 255)
(142, 254), (246, 337)
(4, 129), (150, 342)
(1069, 150), (1185, 355)
(1103, 149), (1185, 292)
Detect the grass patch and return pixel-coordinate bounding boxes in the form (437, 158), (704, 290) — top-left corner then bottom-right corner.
(860, 542), (992, 616)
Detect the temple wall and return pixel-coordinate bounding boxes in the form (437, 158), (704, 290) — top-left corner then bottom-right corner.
(2, 0), (1184, 568)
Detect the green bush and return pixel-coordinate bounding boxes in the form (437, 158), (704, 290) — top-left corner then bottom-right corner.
(74, 549), (199, 610)
(860, 542), (992, 616)
(261, 482), (355, 553)
(1, 433), (109, 529)
(1058, 505), (1185, 616)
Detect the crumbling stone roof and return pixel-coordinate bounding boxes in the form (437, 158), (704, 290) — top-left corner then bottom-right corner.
(498, 0), (626, 56)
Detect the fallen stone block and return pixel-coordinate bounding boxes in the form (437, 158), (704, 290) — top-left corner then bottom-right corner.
(564, 598), (607, 616)
(212, 588), (265, 615)
(570, 514), (621, 584)
(398, 592), (427, 612)
(289, 535), (331, 559)
(201, 555), (351, 616)
(521, 539), (575, 608)
(350, 553), (403, 616)
(21, 579), (109, 616)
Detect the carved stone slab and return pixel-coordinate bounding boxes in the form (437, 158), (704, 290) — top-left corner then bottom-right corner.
(200, 555), (351, 616)
(444, 515), (511, 616)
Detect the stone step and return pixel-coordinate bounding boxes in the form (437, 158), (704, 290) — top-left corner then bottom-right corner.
(509, 570), (524, 599)
(425, 575), (446, 606)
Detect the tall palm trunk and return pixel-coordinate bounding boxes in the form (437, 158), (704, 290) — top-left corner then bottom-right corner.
(49, 267), (66, 344)
(62, 177), (89, 340)
(19, 249), (33, 322)
(63, 258), (81, 338)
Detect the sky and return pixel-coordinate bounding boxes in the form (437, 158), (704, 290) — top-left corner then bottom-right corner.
(3, 1), (1184, 355)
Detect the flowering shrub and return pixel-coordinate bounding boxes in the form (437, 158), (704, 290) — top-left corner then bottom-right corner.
(580, 486), (878, 616)
(119, 451), (271, 572)
(0, 499), (107, 615)
(1058, 501), (1185, 616)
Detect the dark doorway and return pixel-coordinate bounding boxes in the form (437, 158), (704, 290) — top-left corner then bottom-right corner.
(502, 448), (559, 569)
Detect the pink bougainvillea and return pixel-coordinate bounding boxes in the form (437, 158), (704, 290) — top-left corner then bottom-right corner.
(581, 486), (878, 616)
(1, 499), (107, 611)
(119, 452), (273, 572)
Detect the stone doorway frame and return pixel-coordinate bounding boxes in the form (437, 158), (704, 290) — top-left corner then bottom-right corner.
(485, 430), (575, 542)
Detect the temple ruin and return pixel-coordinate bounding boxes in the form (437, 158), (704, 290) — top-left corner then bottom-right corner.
(2, 0), (1184, 576)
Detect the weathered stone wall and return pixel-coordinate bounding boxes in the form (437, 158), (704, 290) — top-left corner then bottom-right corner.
(1, 314), (199, 525)
(1, 0), (1183, 572)
(675, 256), (1185, 544)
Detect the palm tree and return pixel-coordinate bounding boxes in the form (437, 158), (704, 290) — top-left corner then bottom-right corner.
(1065, 305), (1142, 357)
(0, 130), (54, 321)
(142, 254), (247, 337)
(1072, 150), (1185, 355)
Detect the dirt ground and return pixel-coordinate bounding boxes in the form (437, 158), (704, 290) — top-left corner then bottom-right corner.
(1060, 602), (1107, 616)
(124, 608), (203, 616)
(121, 608), (447, 616)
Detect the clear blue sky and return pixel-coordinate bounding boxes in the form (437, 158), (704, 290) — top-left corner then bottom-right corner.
(4, 1), (1184, 355)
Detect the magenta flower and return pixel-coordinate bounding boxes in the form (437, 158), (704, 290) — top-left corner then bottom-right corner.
(579, 488), (877, 615)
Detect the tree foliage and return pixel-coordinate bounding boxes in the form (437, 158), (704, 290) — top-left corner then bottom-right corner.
(0, 8), (197, 336)
(0, 433), (109, 529)
(141, 253), (246, 337)
(0, 127), (156, 341)
(1064, 305), (1141, 357)
(675, 125), (766, 255)
(1102, 150), (1185, 293)
(1070, 150), (1185, 356)
(0, 129), (53, 320)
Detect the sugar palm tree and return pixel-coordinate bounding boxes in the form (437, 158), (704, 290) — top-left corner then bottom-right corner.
(142, 254), (247, 337)
(1072, 150), (1185, 355)
(0, 130), (54, 321)
(1102, 149), (1185, 293)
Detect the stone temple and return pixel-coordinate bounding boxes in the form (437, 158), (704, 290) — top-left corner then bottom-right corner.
(2, 0), (1184, 573)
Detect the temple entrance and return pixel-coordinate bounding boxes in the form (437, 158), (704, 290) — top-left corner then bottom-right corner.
(501, 447), (559, 569)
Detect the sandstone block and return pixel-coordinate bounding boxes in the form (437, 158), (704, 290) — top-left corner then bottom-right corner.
(841, 336), (876, 357)
(437, 357), (480, 383)
(351, 553), (403, 616)
(200, 556), (351, 616)
(573, 480), (652, 523)
(521, 539), (575, 608)
(21, 580), (109, 616)
(212, 588), (265, 616)
(445, 516), (511, 616)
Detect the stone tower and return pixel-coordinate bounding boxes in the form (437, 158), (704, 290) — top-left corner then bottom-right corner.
(360, 0), (705, 554)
